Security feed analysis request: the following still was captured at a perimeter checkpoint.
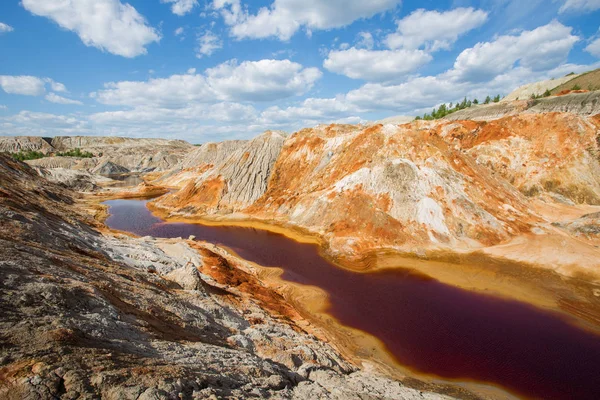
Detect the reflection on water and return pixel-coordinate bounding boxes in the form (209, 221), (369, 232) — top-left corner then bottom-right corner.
(105, 174), (143, 188)
(104, 198), (600, 400)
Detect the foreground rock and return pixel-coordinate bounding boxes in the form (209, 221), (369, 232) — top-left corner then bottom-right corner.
(0, 154), (456, 399)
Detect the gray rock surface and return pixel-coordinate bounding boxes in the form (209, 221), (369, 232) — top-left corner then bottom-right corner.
(0, 136), (54, 154)
(2, 135), (195, 173)
(33, 166), (114, 192)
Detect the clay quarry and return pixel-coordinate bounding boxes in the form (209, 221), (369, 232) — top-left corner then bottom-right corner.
(1, 67), (600, 400)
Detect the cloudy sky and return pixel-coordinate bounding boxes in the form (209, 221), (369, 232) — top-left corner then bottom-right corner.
(1, 0), (600, 143)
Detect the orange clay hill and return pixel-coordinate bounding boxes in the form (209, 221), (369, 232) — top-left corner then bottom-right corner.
(149, 106), (600, 279)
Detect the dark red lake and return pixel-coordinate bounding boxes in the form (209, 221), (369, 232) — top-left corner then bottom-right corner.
(105, 199), (600, 400)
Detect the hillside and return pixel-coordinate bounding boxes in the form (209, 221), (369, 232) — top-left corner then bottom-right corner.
(149, 112), (600, 277)
(551, 68), (600, 94)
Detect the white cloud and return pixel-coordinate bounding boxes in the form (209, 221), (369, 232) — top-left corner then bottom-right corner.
(0, 22), (14, 33)
(451, 21), (578, 82)
(94, 59), (322, 106)
(260, 96), (360, 125)
(45, 93), (84, 105)
(559, 0), (600, 13)
(0, 75), (68, 97)
(1, 111), (90, 136)
(0, 105), (7, 110)
(356, 32), (374, 49)
(586, 37), (600, 57)
(214, 0), (401, 41)
(0, 75), (46, 96)
(162, 0), (198, 16)
(175, 27), (185, 36)
(196, 31), (223, 58)
(386, 8), (488, 52)
(324, 48), (432, 82)
(45, 79), (67, 93)
(205, 59), (322, 101)
(22, 0), (160, 58)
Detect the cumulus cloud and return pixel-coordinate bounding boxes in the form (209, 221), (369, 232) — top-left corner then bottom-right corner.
(559, 0), (600, 13)
(586, 37), (600, 57)
(22, 0), (160, 58)
(0, 22), (14, 33)
(324, 48), (432, 82)
(45, 93), (84, 105)
(196, 31), (223, 58)
(0, 75), (46, 96)
(214, 0), (401, 41)
(162, 0), (198, 16)
(356, 32), (374, 49)
(94, 59), (322, 106)
(205, 59), (322, 101)
(386, 8), (488, 51)
(0, 75), (69, 97)
(451, 21), (578, 82)
(0, 111), (90, 136)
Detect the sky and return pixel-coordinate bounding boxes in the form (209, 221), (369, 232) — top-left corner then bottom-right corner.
(1, 0), (600, 143)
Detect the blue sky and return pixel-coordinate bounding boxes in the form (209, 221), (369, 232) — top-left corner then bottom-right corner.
(1, 0), (599, 143)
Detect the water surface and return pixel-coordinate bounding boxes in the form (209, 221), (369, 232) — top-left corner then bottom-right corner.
(105, 199), (600, 400)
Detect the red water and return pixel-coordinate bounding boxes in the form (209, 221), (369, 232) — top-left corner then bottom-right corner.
(105, 199), (600, 400)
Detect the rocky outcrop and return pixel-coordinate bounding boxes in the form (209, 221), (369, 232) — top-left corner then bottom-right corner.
(33, 167), (114, 192)
(445, 91), (600, 121)
(440, 113), (600, 205)
(157, 131), (287, 213)
(0, 154), (454, 399)
(0, 136), (54, 154)
(91, 159), (130, 175)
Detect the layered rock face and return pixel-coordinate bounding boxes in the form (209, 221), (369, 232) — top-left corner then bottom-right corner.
(0, 136), (54, 154)
(152, 113), (600, 269)
(157, 131), (287, 213)
(1, 135), (194, 173)
(0, 154), (455, 399)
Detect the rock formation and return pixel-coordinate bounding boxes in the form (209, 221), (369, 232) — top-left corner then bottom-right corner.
(151, 112), (600, 277)
(158, 131), (287, 213)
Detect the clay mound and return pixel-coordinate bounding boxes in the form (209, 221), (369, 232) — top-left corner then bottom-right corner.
(438, 113), (600, 205)
(91, 159), (130, 175)
(26, 156), (82, 169)
(446, 91), (600, 121)
(33, 167), (113, 192)
(155, 123), (539, 256)
(550, 68), (600, 94)
(0, 136), (54, 154)
(179, 140), (247, 170)
(156, 131), (287, 213)
(503, 74), (581, 102)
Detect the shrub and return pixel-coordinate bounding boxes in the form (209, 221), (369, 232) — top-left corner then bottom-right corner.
(55, 148), (94, 158)
(11, 150), (46, 161)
